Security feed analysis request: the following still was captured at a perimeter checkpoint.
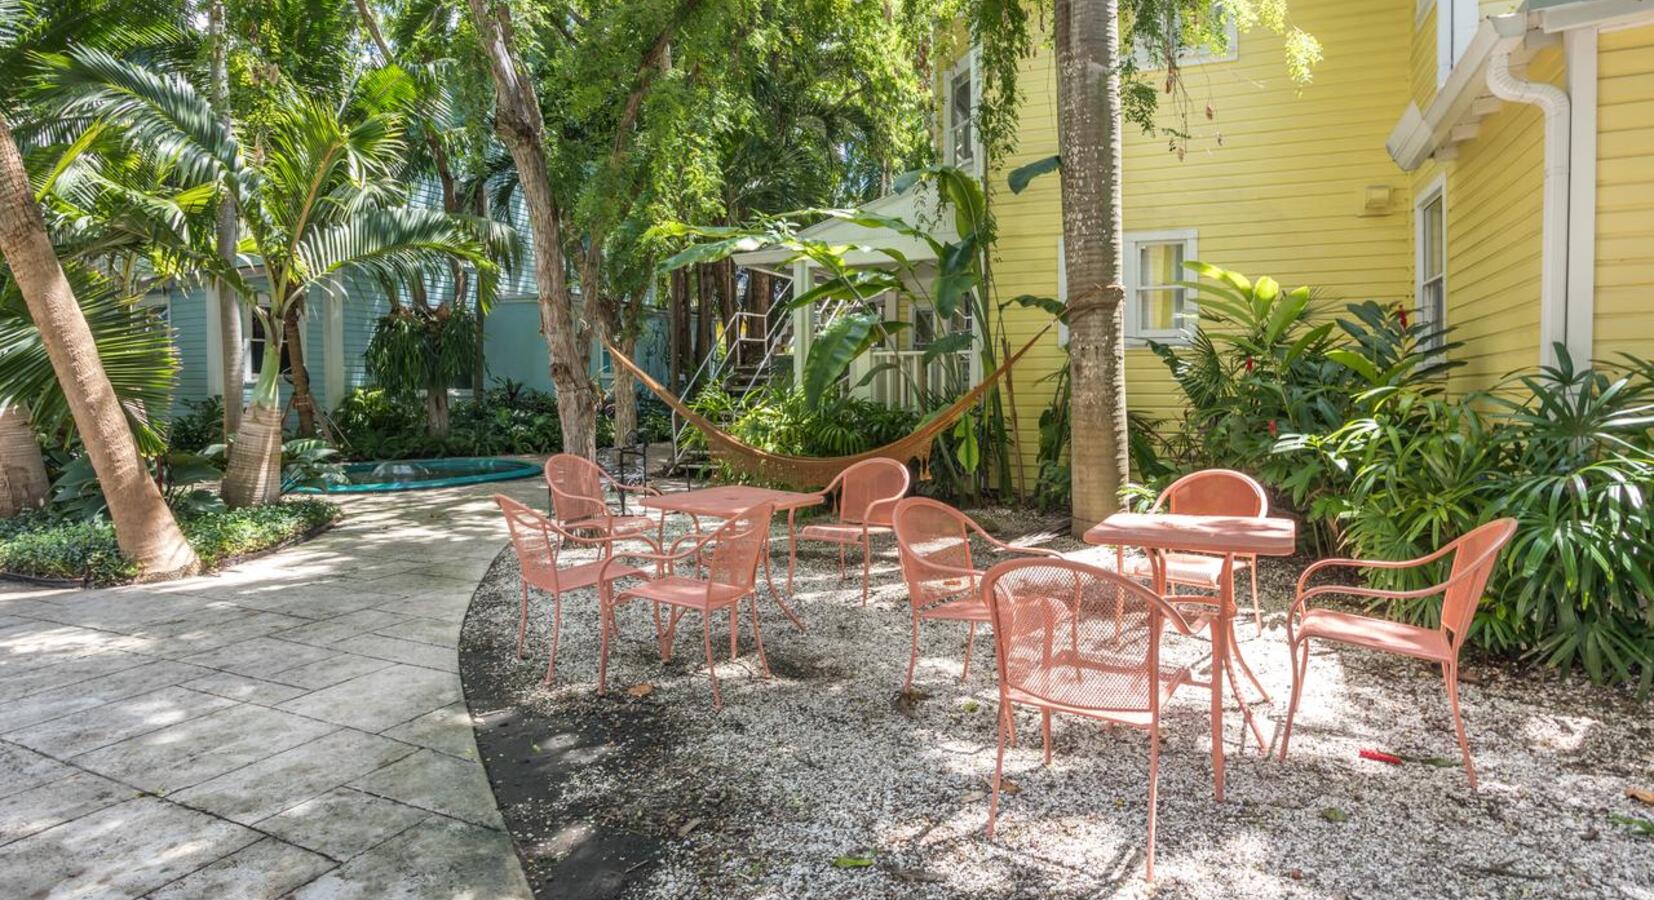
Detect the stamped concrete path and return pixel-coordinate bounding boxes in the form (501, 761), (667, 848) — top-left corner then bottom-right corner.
(0, 480), (544, 898)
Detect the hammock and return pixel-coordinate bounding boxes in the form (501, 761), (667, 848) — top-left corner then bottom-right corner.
(605, 322), (1053, 489)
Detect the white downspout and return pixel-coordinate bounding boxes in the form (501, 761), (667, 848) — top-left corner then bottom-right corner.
(1485, 23), (1572, 369)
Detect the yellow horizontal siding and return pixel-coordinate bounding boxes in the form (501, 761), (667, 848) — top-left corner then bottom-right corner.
(1595, 24), (1654, 362)
(988, 0), (1416, 478)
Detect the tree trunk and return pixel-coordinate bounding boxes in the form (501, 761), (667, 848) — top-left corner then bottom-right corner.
(472, 189), (489, 396)
(0, 113), (200, 578)
(668, 268), (685, 391)
(612, 330), (638, 447)
(222, 399), (284, 507)
(0, 403), (50, 517)
(425, 378), (451, 438)
(467, 0), (597, 459)
(209, 0), (242, 438)
(283, 301), (318, 438)
(1055, 0), (1131, 535)
(694, 263), (713, 372)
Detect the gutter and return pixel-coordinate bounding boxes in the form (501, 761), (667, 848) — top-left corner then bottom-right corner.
(1484, 13), (1572, 367)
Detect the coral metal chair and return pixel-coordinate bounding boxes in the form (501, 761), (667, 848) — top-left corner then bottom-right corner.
(597, 501), (777, 709)
(1119, 468), (1269, 632)
(543, 453), (660, 544)
(981, 557), (1195, 881)
(891, 497), (1061, 692)
(493, 495), (652, 685)
(1279, 518), (1518, 789)
(797, 458), (912, 604)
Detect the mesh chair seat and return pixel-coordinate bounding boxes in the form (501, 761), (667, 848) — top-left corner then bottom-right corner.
(799, 522), (890, 544)
(1005, 662), (1191, 728)
(1123, 551), (1250, 587)
(1296, 608), (1451, 661)
(563, 514), (654, 535)
(616, 575), (749, 611)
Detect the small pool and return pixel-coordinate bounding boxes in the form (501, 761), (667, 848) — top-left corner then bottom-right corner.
(292, 457), (542, 494)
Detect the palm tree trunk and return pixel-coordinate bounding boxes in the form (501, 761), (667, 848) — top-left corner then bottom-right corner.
(0, 113), (200, 578)
(1055, 0), (1131, 535)
(283, 301), (318, 438)
(468, 0), (598, 459)
(0, 403), (50, 517)
(209, 0), (242, 438)
(222, 398), (284, 507)
(425, 376), (451, 438)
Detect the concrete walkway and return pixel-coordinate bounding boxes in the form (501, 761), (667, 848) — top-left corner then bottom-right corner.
(0, 480), (543, 898)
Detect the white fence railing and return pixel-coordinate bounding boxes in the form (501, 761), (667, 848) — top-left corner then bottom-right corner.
(866, 349), (971, 411)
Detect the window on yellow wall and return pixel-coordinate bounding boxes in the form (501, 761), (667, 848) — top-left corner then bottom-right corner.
(1417, 186), (1447, 348)
(1132, 9), (1239, 70)
(1124, 230), (1198, 343)
(1436, 0), (1479, 87)
(943, 52), (979, 174)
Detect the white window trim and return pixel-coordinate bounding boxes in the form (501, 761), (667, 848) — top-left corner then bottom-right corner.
(1415, 174), (1448, 341)
(1133, 15), (1240, 71)
(1125, 229), (1199, 345)
(244, 294), (307, 384)
(941, 48), (982, 175)
(1436, 0), (1478, 87)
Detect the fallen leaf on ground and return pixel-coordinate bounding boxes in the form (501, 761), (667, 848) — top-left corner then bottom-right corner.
(832, 853), (875, 868)
(676, 817), (702, 837)
(627, 683), (655, 698)
(1399, 753), (1458, 768)
(1609, 814), (1654, 837)
(1626, 787), (1654, 806)
(889, 866), (944, 883)
(1320, 807), (1349, 823)
(961, 791), (985, 803)
(999, 779), (1021, 795)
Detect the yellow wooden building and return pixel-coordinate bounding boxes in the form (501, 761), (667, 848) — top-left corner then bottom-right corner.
(738, 0), (1654, 479)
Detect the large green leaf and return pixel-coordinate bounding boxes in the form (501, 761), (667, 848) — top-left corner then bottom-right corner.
(1007, 154), (1060, 194)
(801, 312), (908, 407)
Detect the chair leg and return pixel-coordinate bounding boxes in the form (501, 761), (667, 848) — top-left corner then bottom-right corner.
(749, 595), (771, 677)
(837, 543), (846, 582)
(860, 539), (871, 606)
(1041, 709), (1052, 765)
(702, 613), (722, 710)
(961, 622), (977, 682)
(597, 591), (613, 696)
(987, 703), (1010, 837)
(1230, 619), (1273, 704)
(1279, 638), (1311, 762)
(1146, 722), (1160, 881)
(904, 616), (921, 693)
(730, 607), (739, 661)
(515, 582), (530, 659)
(542, 590), (563, 686)
(1223, 649), (1268, 752)
(1444, 662), (1478, 789)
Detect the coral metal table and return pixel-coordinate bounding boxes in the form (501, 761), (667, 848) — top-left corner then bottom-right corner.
(1084, 512), (1296, 802)
(640, 485), (822, 630)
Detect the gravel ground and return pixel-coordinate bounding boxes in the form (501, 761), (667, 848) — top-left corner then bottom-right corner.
(461, 506), (1654, 899)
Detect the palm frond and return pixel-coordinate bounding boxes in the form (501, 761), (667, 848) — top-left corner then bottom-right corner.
(0, 262), (178, 453)
(293, 206), (491, 292)
(38, 46), (241, 189)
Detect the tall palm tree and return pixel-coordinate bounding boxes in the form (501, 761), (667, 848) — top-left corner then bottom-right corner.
(0, 0), (199, 576)
(1053, 0), (1130, 534)
(0, 113), (200, 576)
(48, 50), (495, 505)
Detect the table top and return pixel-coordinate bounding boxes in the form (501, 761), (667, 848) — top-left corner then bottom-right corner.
(1083, 512), (1296, 557)
(641, 485), (824, 518)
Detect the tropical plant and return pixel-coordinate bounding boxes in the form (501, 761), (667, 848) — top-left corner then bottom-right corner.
(365, 305), (482, 437)
(0, 0), (199, 576)
(44, 49), (498, 506)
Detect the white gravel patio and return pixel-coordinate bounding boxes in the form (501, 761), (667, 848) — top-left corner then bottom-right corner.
(464, 505), (1654, 900)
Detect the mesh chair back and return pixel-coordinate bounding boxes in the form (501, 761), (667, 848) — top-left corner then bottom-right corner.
(893, 497), (982, 608)
(1441, 518), (1518, 644)
(706, 501), (777, 591)
(1158, 468), (1268, 518)
(837, 458), (911, 526)
(496, 495), (558, 586)
(544, 454), (607, 522)
(983, 558), (1180, 716)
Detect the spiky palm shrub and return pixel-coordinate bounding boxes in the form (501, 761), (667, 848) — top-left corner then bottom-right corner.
(365, 305), (480, 438)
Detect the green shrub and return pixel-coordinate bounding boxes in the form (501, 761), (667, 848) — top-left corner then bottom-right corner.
(1145, 264), (1654, 687)
(0, 501), (341, 586)
(167, 397), (224, 453)
(685, 384), (921, 484)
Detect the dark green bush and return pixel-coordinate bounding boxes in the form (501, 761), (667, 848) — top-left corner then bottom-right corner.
(1144, 264), (1654, 688)
(167, 397), (224, 453)
(0, 500), (341, 585)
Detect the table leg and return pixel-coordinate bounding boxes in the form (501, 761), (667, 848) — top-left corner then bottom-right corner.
(762, 532), (807, 632)
(1211, 553), (1233, 802)
(786, 508), (798, 593)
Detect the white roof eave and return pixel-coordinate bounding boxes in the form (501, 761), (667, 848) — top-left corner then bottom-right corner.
(731, 182), (959, 275)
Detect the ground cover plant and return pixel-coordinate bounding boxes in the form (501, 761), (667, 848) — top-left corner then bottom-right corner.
(0, 499), (340, 585)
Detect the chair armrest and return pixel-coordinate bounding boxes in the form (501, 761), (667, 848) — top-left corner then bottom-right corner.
(1295, 546), (1459, 595)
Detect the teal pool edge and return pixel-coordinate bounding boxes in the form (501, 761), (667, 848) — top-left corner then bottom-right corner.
(291, 457), (542, 494)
